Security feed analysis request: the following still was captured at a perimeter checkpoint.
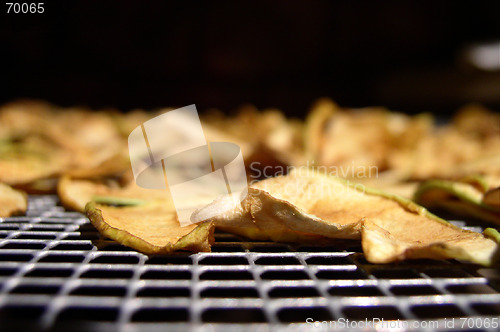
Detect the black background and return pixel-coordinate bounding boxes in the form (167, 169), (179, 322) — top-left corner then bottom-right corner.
(1, 0), (500, 117)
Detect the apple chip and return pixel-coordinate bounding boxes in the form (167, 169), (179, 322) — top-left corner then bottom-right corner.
(58, 175), (169, 212)
(53, 108), (129, 178)
(303, 98), (338, 163)
(62, 175), (215, 254)
(0, 136), (70, 186)
(192, 191), (330, 243)
(483, 188), (500, 208)
(361, 218), (499, 266)
(302, 100), (500, 184)
(453, 103), (500, 139)
(0, 101), (130, 187)
(202, 105), (304, 167)
(86, 201), (214, 254)
(0, 183), (27, 217)
(388, 106), (500, 181)
(307, 100), (438, 182)
(194, 170), (419, 242)
(414, 179), (500, 225)
(0, 100), (57, 141)
(194, 169), (500, 265)
(108, 109), (152, 138)
(64, 152), (130, 179)
(316, 107), (392, 174)
(15, 178), (60, 194)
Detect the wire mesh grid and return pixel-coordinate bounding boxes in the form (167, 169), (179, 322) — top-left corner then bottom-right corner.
(0, 195), (499, 331)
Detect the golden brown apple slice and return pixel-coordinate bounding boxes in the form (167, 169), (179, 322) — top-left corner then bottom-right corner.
(86, 201), (214, 254)
(0, 136), (70, 186)
(193, 170), (374, 243)
(362, 216), (499, 266)
(63, 175), (215, 254)
(483, 187), (500, 209)
(58, 175), (168, 212)
(195, 169), (500, 265)
(0, 183), (27, 217)
(192, 191), (330, 243)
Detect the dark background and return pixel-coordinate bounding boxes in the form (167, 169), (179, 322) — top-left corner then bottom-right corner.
(1, 0), (500, 117)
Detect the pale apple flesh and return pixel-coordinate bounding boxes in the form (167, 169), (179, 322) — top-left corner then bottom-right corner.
(86, 201), (214, 254)
(194, 169), (500, 266)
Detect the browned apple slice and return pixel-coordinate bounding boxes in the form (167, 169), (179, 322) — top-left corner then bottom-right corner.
(0, 101), (130, 188)
(0, 183), (27, 217)
(58, 175), (168, 212)
(303, 99), (338, 163)
(64, 175), (216, 254)
(192, 191), (330, 243)
(362, 216), (499, 266)
(86, 201), (214, 254)
(194, 169), (500, 265)
(0, 136), (70, 186)
(483, 187), (500, 208)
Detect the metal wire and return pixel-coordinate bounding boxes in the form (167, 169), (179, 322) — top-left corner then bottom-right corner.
(0, 195), (498, 331)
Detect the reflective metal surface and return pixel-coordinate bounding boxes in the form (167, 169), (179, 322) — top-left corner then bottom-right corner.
(0, 196), (498, 331)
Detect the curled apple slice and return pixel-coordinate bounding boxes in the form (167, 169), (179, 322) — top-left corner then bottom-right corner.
(362, 215), (499, 266)
(192, 191), (331, 243)
(194, 169), (500, 265)
(0, 183), (27, 217)
(86, 201), (214, 254)
(192, 171), (365, 243)
(62, 176), (215, 254)
(58, 175), (167, 212)
(0, 137), (70, 187)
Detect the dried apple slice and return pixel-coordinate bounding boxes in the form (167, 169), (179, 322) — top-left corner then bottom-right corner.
(63, 175), (215, 253)
(193, 192), (330, 243)
(414, 180), (500, 225)
(58, 175), (168, 212)
(0, 136), (70, 186)
(0, 101), (130, 187)
(195, 169), (500, 265)
(15, 178), (59, 194)
(192, 170), (370, 242)
(86, 201), (214, 254)
(0, 183), (27, 217)
(246, 173), (365, 240)
(0, 100), (57, 141)
(303, 98), (338, 164)
(64, 151), (130, 179)
(361, 217), (499, 266)
(483, 188), (500, 208)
